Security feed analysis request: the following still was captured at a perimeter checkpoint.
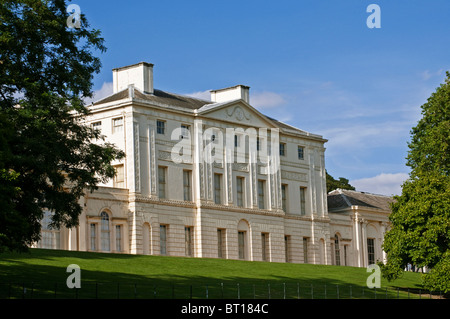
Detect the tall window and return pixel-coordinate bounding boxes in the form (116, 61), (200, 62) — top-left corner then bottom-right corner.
(236, 177), (244, 207)
(217, 229), (225, 258)
(238, 231), (246, 260)
(279, 143), (286, 156)
(234, 134), (240, 148)
(261, 233), (269, 261)
(258, 180), (265, 209)
(214, 173), (222, 204)
(160, 225), (167, 255)
(90, 223), (97, 251)
(298, 146), (304, 160)
(303, 237), (309, 263)
(344, 245), (348, 266)
(281, 184), (287, 212)
(158, 166), (167, 199)
(284, 236), (290, 263)
(367, 238), (375, 265)
(299, 187), (306, 215)
(112, 117), (123, 133)
(115, 225), (122, 252)
(113, 164), (125, 188)
(183, 170), (192, 201)
(101, 212), (110, 252)
(156, 120), (165, 134)
(334, 235), (341, 266)
(185, 226), (193, 257)
(38, 210), (60, 250)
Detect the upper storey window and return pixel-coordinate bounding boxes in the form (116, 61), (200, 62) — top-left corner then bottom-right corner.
(112, 117), (123, 133)
(157, 120), (166, 135)
(298, 146), (304, 160)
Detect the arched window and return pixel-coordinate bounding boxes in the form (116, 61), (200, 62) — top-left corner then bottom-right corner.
(334, 234), (341, 266)
(101, 211), (110, 252)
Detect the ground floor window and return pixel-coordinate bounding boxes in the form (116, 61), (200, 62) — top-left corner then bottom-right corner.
(160, 225), (167, 255)
(238, 231), (246, 260)
(367, 238), (375, 265)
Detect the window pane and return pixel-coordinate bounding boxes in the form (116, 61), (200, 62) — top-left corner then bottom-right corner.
(298, 146), (304, 159)
(238, 231), (245, 260)
(101, 212), (110, 252)
(160, 225), (167, 255)
(258, 180), (265, 209)
(158, 166), (166, 199)
(90, 223), (96, 251)
(157, 120), (165, 134)
(183, 170), (192, 201)
(116, 225), (122, 252)
(185, 227), (193, 256)
(300, 187), (306, 215)
(236, 177), (244, 207)
(281, 184), (287, 212)
(214, 174), (221, 204)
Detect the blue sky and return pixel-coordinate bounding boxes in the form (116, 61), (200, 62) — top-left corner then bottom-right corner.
(76, 0), (450, 195)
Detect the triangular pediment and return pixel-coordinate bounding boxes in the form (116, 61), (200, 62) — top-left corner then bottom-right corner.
(196, 100), (278, 129)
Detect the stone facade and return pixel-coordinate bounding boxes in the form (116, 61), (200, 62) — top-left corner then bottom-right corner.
(36, 62), (392, 267)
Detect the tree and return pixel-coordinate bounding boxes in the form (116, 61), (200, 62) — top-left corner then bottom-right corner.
(325, 170), (356, 193)
(382, 72), (450, 293)
(0, 0), (125, 252)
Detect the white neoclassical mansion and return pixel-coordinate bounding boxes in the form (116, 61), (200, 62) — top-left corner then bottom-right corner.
(36, 62), (393, 268)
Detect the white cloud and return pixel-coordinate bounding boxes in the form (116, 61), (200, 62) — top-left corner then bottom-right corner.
(421, 69), (444, 81)
(185, 90), (211, 101)
(84, 82), (113, 104)
(250, 91), (286, 110)
(350, 173), (409, 196)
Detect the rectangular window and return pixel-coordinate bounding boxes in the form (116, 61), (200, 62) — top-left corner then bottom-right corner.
(256, 137), (260, 151)
(285, 236), (290, 263)
(334, 236), (341, 266)
(158, 166), (167, 199)
(180, 124), (190, 139)
(236, 176), (244, 207)
(90, 223), (96, 251)
(113, 164), (125, 188)
(214, 173), (222, 204)
(91, 121), (101, 131)
(116, 225), (122, 252)
(303, 237), (309, 264)
(281, 184), (287, 212)
(261, 233), (269, 261)
(279, 143), (286, 156)
(112, 117), (123, 133)
(185, 226), (193, 257)
(344, 245), (348, 266)
(234, 134), (239, 148)
(238, 231), (246, 260)
(217, 229), (225, 258)
(160, 225), (167, 255)
(367, 238), (375, 265)
(300, 187), (306, 215)
(183, 170), (192, 201)
(298, 146), (304, 160)
(258, 180), (265, 209)
(156, 120), (165, 135)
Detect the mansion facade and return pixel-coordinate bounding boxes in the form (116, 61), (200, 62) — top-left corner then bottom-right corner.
(36, 62), (393, 268)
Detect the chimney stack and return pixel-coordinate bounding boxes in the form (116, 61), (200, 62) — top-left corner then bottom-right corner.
(210, 85), (250, 104)
(112, 62), (154, 94)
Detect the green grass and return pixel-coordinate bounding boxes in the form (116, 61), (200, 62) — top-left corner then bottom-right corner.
(0, 248), (433, 299)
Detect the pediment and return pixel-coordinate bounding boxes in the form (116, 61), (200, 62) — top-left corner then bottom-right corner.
(196, 100), (277, 129)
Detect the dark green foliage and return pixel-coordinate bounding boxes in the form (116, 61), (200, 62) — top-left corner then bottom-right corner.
(325, 170), (356, 193)
(0, 0), (124, 252)
(382, 72), (450, 292)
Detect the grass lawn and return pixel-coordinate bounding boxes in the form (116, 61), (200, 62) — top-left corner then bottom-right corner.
(0, 248), (432, 299)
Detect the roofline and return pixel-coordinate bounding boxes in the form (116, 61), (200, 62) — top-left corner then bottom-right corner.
(112, 61), (154, 72)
